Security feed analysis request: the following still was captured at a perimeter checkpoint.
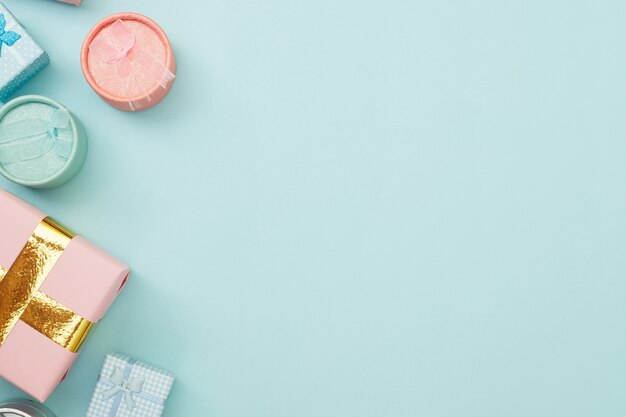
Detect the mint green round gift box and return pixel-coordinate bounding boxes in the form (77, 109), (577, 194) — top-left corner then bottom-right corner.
(0, 95), (87, 189)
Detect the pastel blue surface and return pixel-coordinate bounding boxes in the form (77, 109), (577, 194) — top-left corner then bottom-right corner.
(0, 1), (624, 416)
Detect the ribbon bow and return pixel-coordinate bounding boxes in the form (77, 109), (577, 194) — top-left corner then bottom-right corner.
(47, 108), (71, 140)
(0, 14), (20, 57)
(89, 19), (175, 87)
(102, 367), (145, 410)
(0, 108), (73, 164)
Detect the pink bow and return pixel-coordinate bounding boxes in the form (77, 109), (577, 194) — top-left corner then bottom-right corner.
(89, 20), (174, 88)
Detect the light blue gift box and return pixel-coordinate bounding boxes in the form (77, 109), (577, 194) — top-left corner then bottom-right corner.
(86, 354), (175, 417)
(0, 3), (49, 102)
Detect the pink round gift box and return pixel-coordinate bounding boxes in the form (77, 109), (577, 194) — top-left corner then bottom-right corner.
(80, 13), (176, 112)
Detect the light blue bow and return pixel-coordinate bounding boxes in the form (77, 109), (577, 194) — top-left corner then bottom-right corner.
(102, 367), (145, 410)
(99, 362), (165, 416)
(0, 108), (73, 164)
(0, 13), (20, 57)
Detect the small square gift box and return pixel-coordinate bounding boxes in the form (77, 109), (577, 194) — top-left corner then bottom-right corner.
(86, 354), (175, 417)
(0, 3), (49, 102)
(81, 13), (176, 112)
(0, 189), (130, 402)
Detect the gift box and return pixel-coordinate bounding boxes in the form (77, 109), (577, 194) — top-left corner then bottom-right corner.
(0, 3), (49, 102)
(81, 13), (176, 112)
(0, 95), (88, 188)
(86, 354), (175, 417)
(0, 189), (130, 402)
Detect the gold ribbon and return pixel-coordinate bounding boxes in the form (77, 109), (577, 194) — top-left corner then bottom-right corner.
(0, 218), (93, 353)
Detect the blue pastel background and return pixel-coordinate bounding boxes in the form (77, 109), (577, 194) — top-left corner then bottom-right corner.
(1, 0), (625, 416)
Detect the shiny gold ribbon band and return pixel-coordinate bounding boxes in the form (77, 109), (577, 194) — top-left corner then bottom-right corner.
(0, 218), (93, 353)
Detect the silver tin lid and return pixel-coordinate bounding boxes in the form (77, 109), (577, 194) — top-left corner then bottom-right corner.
(0, 400), (56, 417)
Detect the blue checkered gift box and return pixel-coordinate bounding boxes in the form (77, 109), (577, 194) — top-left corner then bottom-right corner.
(86, 354), (175, 417)
(0, 3), (49, 102)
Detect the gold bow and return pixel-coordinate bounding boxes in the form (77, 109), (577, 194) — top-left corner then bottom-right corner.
(0, 217), (93, 353)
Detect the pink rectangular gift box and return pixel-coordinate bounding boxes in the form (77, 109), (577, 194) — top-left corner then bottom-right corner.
(0, 189), (129, 401)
